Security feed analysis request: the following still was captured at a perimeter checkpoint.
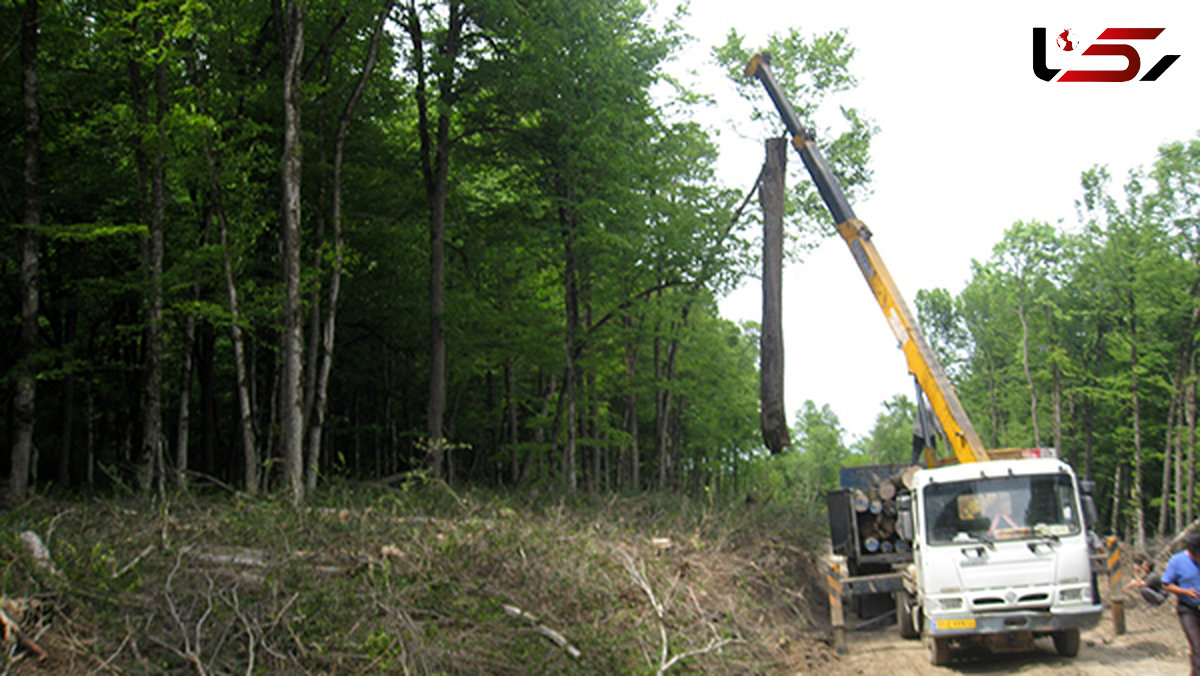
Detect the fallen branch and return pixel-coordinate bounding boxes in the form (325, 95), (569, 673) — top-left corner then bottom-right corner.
(163, 547), (211, 676)
(114, 544), (157, 579)
(1, 599), (47, 661)
(95, 620), (135, 674)
(191, 547), (269, 568)
(658, 636), (738, 674)
(619, 549), (672, 671)
(220, 586), (256, 676)
(147, 634), (207, 676)
(501, 604), (581, 660)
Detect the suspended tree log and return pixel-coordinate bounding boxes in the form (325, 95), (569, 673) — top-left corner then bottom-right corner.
(760, 137), (790, 454)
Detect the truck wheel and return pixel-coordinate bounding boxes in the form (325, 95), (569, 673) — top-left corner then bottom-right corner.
(928, 636), (951, 665)
(896, 592), (918, 639)
(1052, 628), (1081, 657)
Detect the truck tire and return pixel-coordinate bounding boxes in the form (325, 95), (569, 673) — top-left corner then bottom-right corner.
(928, 636), (951, 666)
(896, 591), (918, 639)
(1052, 628), (1081, 657)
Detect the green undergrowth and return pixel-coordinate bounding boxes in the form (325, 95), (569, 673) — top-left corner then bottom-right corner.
(0, 479), (838, 674)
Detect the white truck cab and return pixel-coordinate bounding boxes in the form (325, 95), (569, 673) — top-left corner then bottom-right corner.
(900, 457), (1102, 664)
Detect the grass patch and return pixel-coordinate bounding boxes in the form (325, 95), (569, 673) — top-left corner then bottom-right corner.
(0, 481), (839, 674)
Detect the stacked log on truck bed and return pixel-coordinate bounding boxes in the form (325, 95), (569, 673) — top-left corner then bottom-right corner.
(828, 463), (919, 567)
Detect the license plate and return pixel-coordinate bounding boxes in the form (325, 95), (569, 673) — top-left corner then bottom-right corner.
(936, 618), (977, 630)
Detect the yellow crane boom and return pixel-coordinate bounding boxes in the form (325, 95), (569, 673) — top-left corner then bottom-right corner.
(744, 52), (990, 465)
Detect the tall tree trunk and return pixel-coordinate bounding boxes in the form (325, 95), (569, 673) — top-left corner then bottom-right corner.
(655, 305), (686, 490)
(10, 0), (40, 505)
(760, 138), (790, 454)
(129, 45), (150, 491)
(213, 175), (259, 493)
(1130, 305), (1146, 552)
(1082, 398), (1096, 481)
(1160, 383), (1178, 537)
(562, 205), (580, 491)
(1110, 463), (1122, 539)
(305, 0), (393, 491)
(655, 334), (671, 490)
(529, 372), (556, 484)
(582, 301), (596, 492)
(304, 148), (326, 429)
(1176, 422), (1185, 534)
(1080, 326), (1108, 482)
(1016, 290), (1040, 446)
(506, 361), (520, 484)
(1182, 304), (1200, 527)
(197, 321), (218, 476)
(589, 372), (600, 492)
(623, 315), (640, 491)
(85, 379), (95, 490)
(139, 53), (168, 497)
(59, 374), (74, 488)
(985, 355), (1001, 448)
(407, 0), (464, 479)
(1163, 349), (1187, 536)
(58, 309), (76, 488)
(280, 0), (306, 504)
(174, 36), (207, 493)
(1051, 362), (1063, 459)
(175, 305), (196, 490)
(1188, 356), (1197, 525)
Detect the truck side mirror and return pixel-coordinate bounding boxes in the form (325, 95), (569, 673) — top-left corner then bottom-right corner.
(896, 493), (914, 542)
(1079, 480), (1099, 528)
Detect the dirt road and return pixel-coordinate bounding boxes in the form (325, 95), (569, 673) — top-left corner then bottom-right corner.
(818, 598), (1189, 675)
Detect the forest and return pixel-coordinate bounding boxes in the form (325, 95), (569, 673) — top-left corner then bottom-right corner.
(3, 0), (1199, 556)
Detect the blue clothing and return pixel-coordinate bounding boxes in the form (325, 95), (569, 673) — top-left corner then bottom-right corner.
(1163, 550), (1200, 609)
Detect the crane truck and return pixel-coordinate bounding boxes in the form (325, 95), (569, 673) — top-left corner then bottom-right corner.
(743, 52), (1103, 665)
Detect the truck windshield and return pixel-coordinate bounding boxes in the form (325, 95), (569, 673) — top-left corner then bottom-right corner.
(924, 473), (1081, 545)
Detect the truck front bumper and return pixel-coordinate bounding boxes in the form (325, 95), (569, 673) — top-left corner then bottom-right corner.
(927, 604), (1102, 637)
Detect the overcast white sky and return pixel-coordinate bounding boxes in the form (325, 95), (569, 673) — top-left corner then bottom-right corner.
(664, 1), (1200, 442)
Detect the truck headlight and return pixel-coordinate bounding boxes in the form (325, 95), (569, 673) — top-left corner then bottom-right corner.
(1059, 588), (1083, 602)
(939, 597), (963, 610)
